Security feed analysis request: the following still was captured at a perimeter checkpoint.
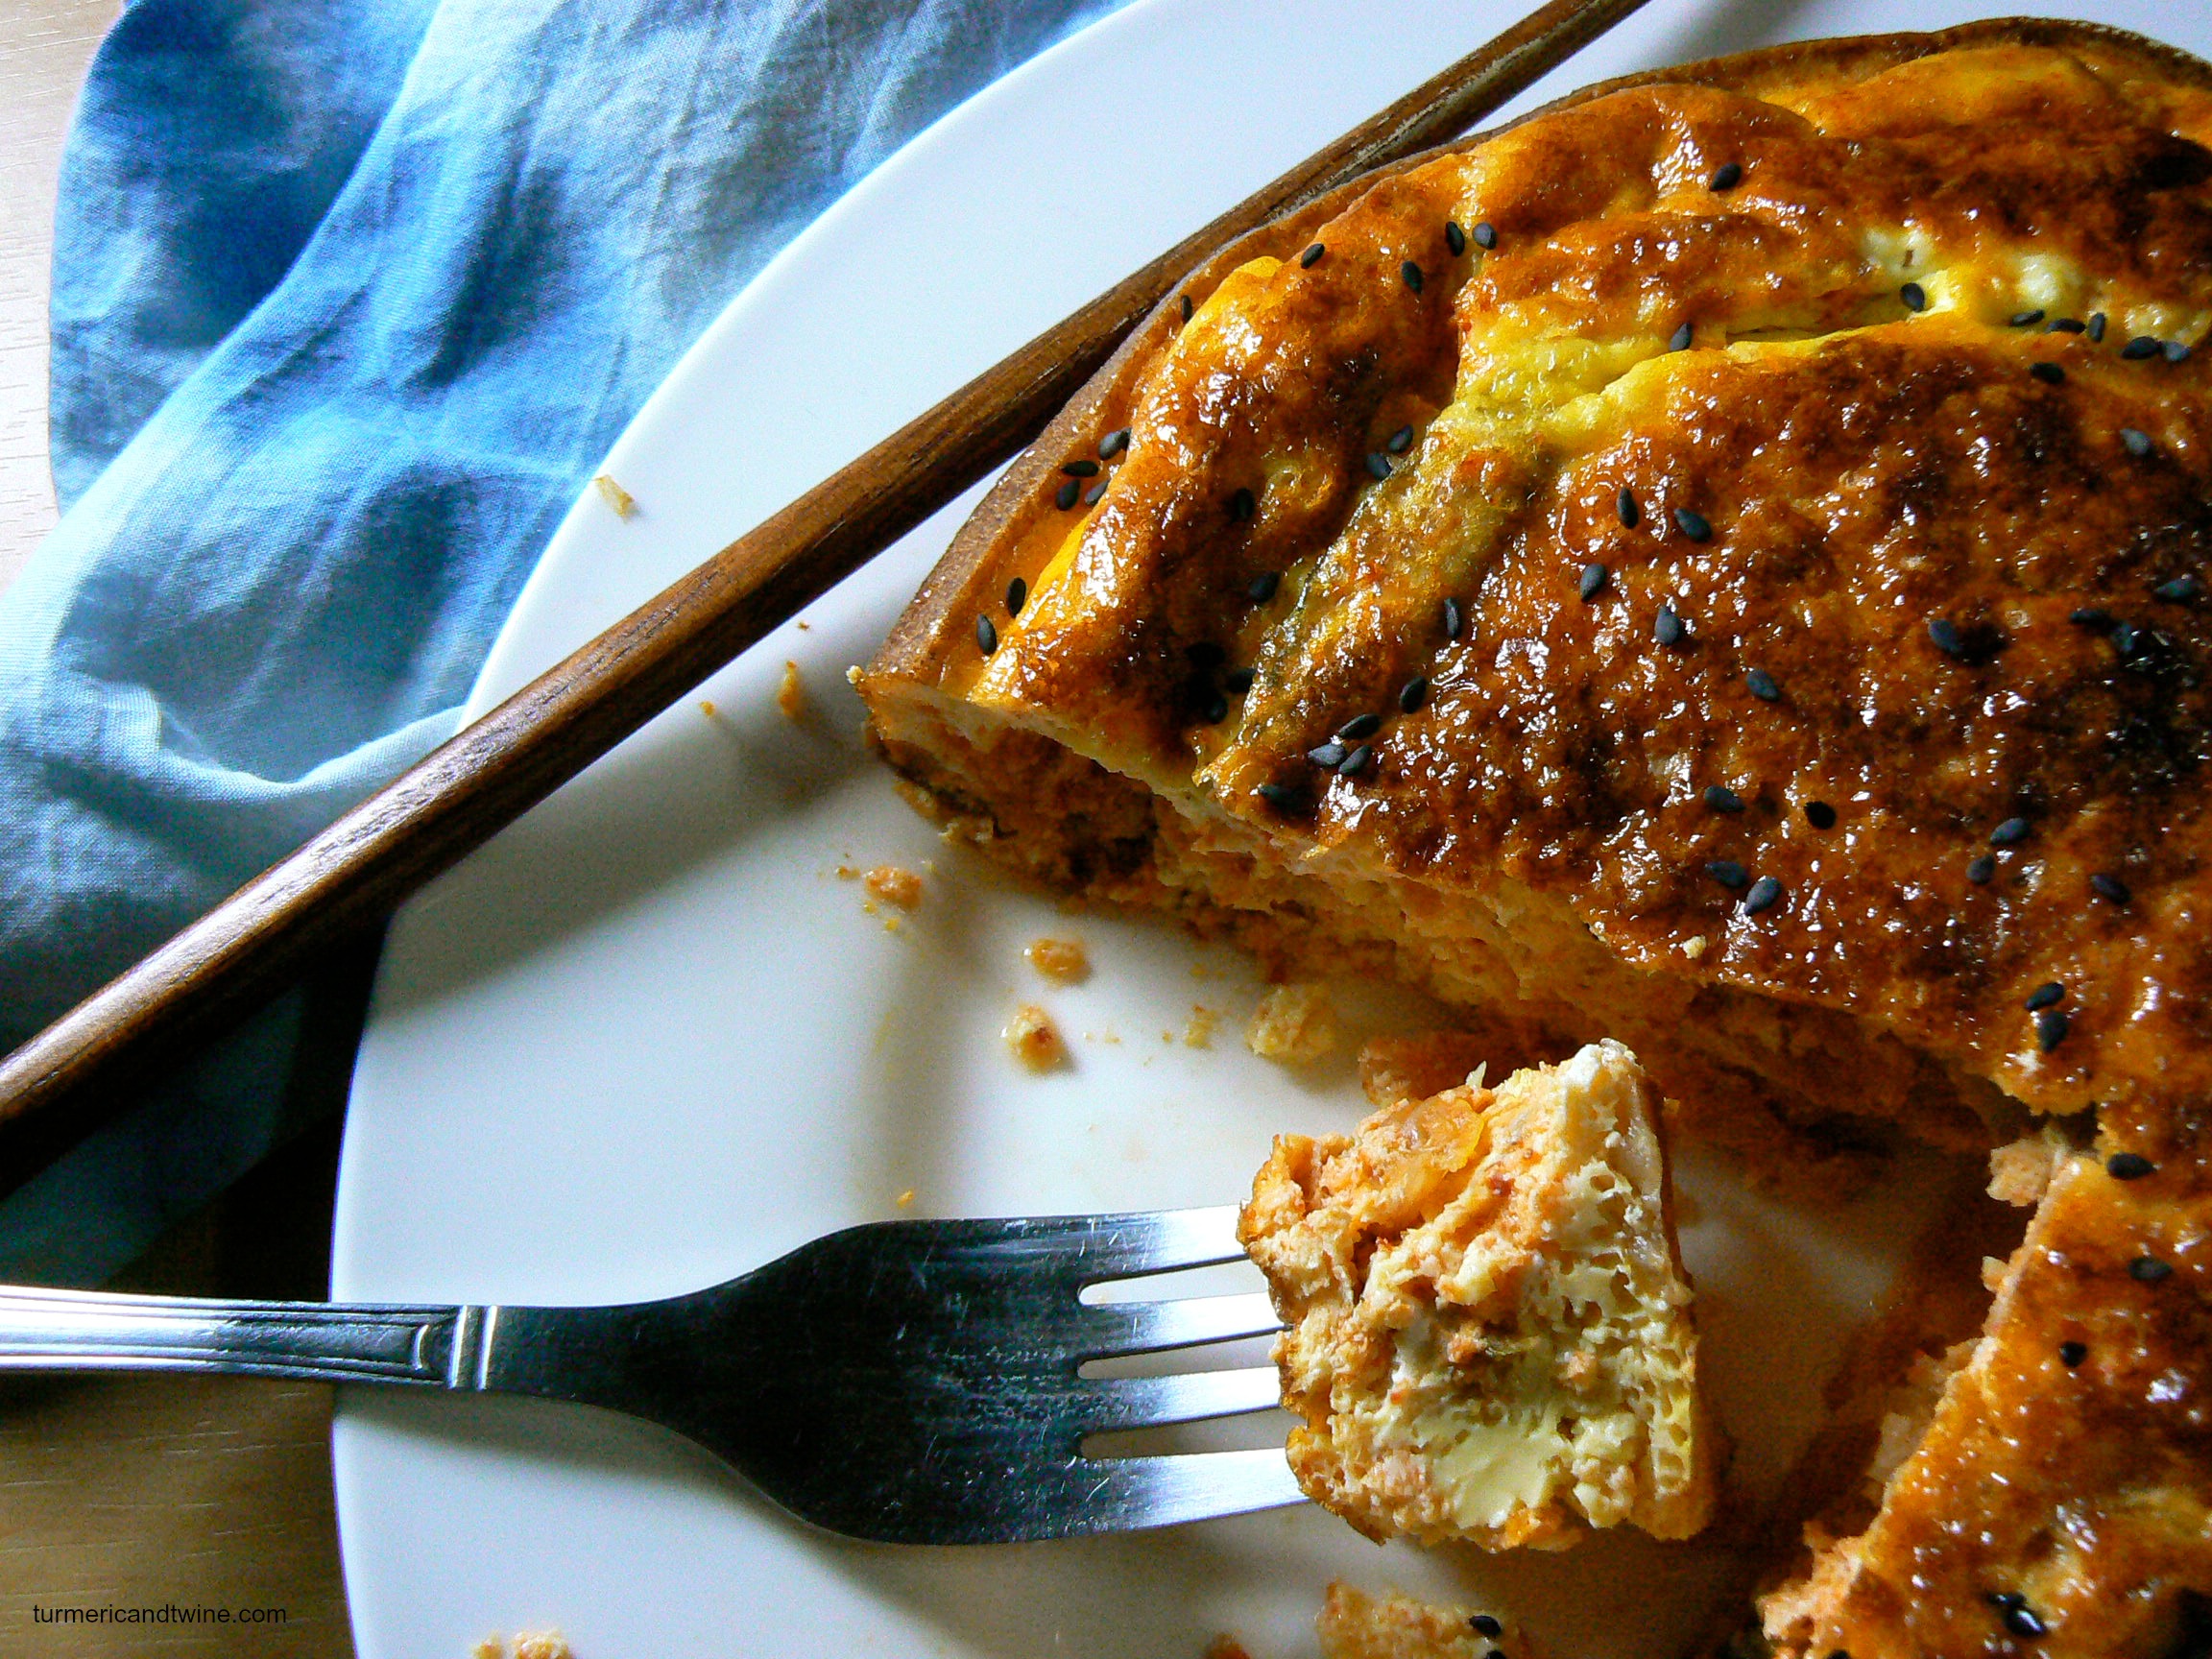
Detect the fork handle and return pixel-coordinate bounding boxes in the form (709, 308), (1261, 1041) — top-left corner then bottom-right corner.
(0, 1286), (493, 1388)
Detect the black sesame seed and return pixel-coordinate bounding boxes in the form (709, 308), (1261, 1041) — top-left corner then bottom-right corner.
(1387, 424), (1415, 454)
(1098, 426), (1131, 459)
(1201, 691), (1228, 724)
(1062, 458), (1099, 477)
(2009, 309), (2045, 327)
(1223, 666), (1255, 694)
(2111, 619), (2141, 656)
(1446, 221), (1467, 257)
(1246, 570), (1280, 604)
(2059, 1339), (2088, 1367)
(1082, 480), (1106, 506)
(1484, 1649), (1506, 1659)
(2156, 573), (2200, 602)
(2045, 317), (2085, 333)
(1336, 712), (1382, 742)
(1618, 486), (1641, 529)
(1401, 260), (1424, 294)
(1706, 859), (1750, 891)
(2003, 1605), (2049, 1640)
(1471, 1616), (1503, 1639)
(2131, 1256), (2175, 1283)
(2122, 427), (2154, 458)
(1806, 801), (1838, 830)
(2069, 607), (2115, 629)
(1675, 507), (1713, 542)
(1307, 742), (1347, 769)
(1826, 1650), (1852, 1659)
(1900, 281), (1927, 312)
(2091, 871), (2130, 903)
(2025, 981), (2066, 1012)
(1055, 478), (1081, 510)
(1399, 676), (1430, 714)
(2167, 339), (2193, 362)
(1300, 241), (1325, 269)
(1655, 603), (1686, 646)
(1179, 293), (1193, 323)
(1990, 816), (2031, 847)
(1743, 875), (1784, 915)
(2089, 312), (2107, 342)
(1473, 220), (1497, 250)
(1579, 562), (1608, 601)
(1442, 596), (1464, 640)
(1968, 854), (1997, 885)
(1366, 451), (1393, 480)
(1670, 320), (1695, 351)
(1710, 160), (1743, 192)
(975, 614), (998, 655)
(1229, 487), (1255, 521)
(2124, 335), (2162, 359)
(1704, 783), (1745, 813)
(2108, 1152), (2157, 1180)
(2031, 361), (2066, 385)
(1256, 781), (1298, 812)
(1928, 616), (1969, 658)
(1746, 666), (1780, 702)
(1006, 576), (1028, 616)
(2036, 1008), (2070, 1052)
(1338, 743), (1373, 778)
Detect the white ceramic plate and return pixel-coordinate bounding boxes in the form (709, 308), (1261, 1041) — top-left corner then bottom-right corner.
(333, 3), (2210, 1655)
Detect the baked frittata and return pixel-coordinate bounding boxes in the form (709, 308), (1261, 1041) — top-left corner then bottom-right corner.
(1240, 1040), (1715, 1549)
(859, 19), (2212, 1650)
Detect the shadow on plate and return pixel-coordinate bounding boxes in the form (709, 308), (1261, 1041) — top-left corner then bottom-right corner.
(373, 672), (871, 1015)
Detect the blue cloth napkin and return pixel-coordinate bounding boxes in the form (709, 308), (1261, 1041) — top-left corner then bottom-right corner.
(0, 0), (1119, 1284)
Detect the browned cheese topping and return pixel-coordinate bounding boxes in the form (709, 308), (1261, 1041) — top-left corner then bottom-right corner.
(960, 40), (2212, 1129)
(1764, 1126), (2212, 1658)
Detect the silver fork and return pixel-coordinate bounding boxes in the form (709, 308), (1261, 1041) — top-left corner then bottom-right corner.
(0, 1206), (1298, 1543)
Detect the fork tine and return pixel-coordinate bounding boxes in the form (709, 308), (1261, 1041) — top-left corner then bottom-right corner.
(1082, 1363), (1284, 1431)
(1078, 1290), (1281, 1357)
(1065, 1448), (1306, 1533)
(986, 1205), (1246, 1283)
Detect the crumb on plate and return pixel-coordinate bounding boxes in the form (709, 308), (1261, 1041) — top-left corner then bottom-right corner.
(1245, 982), (1337, 1064)
(591, 472), (636, 517)
(1005, 1003), (1067, 1070)
(1025, 936), (1091, 983)
(862, 865), (924, 911)
(776, 660), (810, 722)
(473, 1634), (573, 1659)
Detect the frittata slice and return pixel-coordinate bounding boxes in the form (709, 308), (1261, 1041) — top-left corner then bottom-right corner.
(1239, 1039), (1715, 1548)
(1761, 1118), (2212, 1658)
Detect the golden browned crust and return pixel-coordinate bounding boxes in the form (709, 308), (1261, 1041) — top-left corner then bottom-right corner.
(873, 19), (2212, 699)
(1239, 1041), (1715, 1550)
(1762, 1124), (2212, 1657)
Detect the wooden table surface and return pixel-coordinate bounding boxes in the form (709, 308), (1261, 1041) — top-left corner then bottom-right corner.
(0, 5), (356, 1655)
